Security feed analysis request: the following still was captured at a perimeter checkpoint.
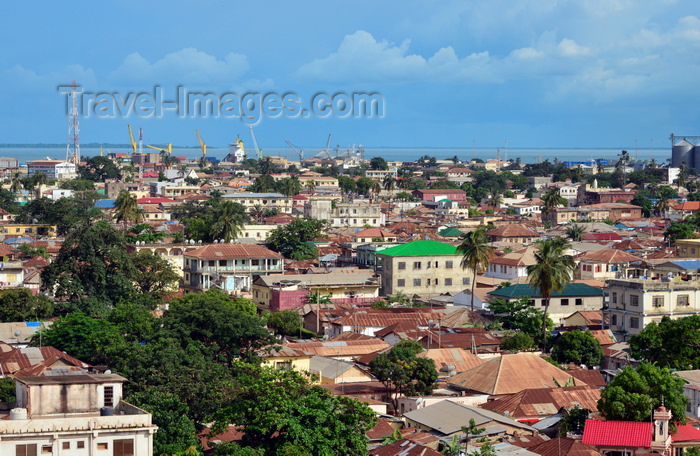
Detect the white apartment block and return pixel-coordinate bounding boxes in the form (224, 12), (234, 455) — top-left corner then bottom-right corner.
(0, 373), (156, 456)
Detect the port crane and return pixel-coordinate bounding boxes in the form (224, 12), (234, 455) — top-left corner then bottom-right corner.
(145, 143), (172, 155)
(249, 126), (263, 160)
(285, 140), (304, 161)
(196, 129), (207, 157)
(127, 125), (138, 156)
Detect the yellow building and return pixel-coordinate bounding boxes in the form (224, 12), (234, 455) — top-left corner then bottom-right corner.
(0, 224), (57, 238)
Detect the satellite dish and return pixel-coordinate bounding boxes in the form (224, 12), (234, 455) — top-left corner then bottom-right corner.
(104, 369), (112, 374)
(654, 420), (662, 427)
(416, 397), (423, 405)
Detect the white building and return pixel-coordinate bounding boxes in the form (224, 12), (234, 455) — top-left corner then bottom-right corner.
(26, 160), (77, 179)
(0, 373), (156, 456)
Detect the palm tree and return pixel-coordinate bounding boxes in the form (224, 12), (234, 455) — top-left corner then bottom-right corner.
(618, 150), (630, 186)
(198, 156), (209, 170)
(487, 192), (503, 208)
(526, 238), (575, 353)
(458, 227), (495, 311)
(305, 179), (316, 195)
(33, 172), (48, 187)
(565, 222), (585, 242)
(113, 189), (143, 230)
(281, 176), (302, 197)
(399, 177), (412, 191)
(540, 188), (567, 223)
(371, 180), (382, 200)
(9, 172), (23, 193)
(383, 175), (396, 192)
(210, 201), (244, 242)
(655, 186), (675, 217)
(250, 204), (266, 223)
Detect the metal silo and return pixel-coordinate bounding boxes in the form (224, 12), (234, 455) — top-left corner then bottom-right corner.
(673, 139), (694, 168)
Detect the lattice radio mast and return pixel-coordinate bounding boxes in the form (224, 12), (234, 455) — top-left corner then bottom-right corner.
(65, 81), (80, 164)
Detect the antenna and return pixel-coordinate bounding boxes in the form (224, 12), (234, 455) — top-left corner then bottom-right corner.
(139, 128), (143, 154)
(65, 81), (80, 165)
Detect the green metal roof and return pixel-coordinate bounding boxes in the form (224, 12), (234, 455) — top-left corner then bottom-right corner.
(378, 240), (458, 257)
(438, 227), (464, 237)
(488, 283), (604, 299)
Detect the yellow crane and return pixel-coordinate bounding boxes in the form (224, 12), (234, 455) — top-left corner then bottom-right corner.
(145, 143), (172, 155)
(196, 129), (206, 157)
(127, 125), (137, 155)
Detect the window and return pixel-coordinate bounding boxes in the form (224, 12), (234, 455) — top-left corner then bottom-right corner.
(104, 385), (114, 407)
(575, 298), (583, 306)
(398, 261), (406, 270)
(275, 361), (292, 370)
(413, 278), (421, 287)
(427, 278), (431, 286)
(446, 261), (453, 269)
(62, 442), (70, 450)
(528, 300), (535, 306)
(462, 277), (470, 286)
(413, 262), (422, 270)
(434, 278), (439, 285)
(677, 295), (690, 307)
(97, 443), (108, 450)
(77, 442), (85, 449)
(113, 439), (134, 456)
(445, 278), (452, 286)
(208, 260), (215, 267)
(16, 445), (37, 456)
(42, 446), (51, 454)
(612, 292), (617, 304)
(630, 317), (640, 329)
(561, 299), (569, 306)
(612, 314), (618, 325)
(397, 279), (405, 287)
(219, 260), (227, 266)
(630, 295), (639, 306)
(652, 296), (664, 308)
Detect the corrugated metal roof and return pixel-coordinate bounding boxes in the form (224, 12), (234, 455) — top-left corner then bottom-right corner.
(488, 283), (604, 299)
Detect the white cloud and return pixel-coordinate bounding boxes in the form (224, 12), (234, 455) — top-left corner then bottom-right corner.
(510, 47), (546, 60)
(2, 64), (98, 91)
(109, 47), (250, 87)
(557, 39), (592, 58)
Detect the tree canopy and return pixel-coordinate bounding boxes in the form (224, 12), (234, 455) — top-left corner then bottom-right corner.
(630, 315), (700, 369)
(551, 330), (604, 367)
(597, 363), (688, 424)
(266, 218), (328, 260)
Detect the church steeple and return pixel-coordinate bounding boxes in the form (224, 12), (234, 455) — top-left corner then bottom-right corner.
(650, 402), (672, 455)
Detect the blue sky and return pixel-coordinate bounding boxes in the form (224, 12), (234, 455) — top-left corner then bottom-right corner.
(2, 0), (700, 152)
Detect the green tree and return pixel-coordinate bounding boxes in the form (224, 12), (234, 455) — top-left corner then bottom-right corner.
(267, 310), (303, 337)
(559, 405), (590, 436)
(565, 222), (585, 242)
(113, 189), (143, 230)
(458, 227), (495, 311)
(79, 156), (122, 181)
(383, 175), (396, 192)
(209, 366), (376, 455)
(0, 288), (53, 322)
(41, 222), (137, 312)
(664, 221), (697, 244)
(370, 156), (388, 170)
(128, 387), (201, 456)
(527, 238), (575, 353)
(30, 312), (126, 365)
(540, 188), (567, 222)
(369, 340), (438, 412)
(210, 201), (245, 242)
(266, 218), (328, 260)
(9, 172), (23, 193)
(337, 175), (357, 194)
(280, 176), (302, 197)
(355, 176), (373, 195)
(163, 290), (275, 364)
(629, 315), (700, 369)
(551, 330), (604, 366)
(0, 377), (15, 402)
(500, 331), (536, 352)
(597, 363), (688, 424)
(130, 250), (181, 301)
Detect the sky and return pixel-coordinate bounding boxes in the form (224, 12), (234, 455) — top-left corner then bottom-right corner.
(2, 0), (700, 153)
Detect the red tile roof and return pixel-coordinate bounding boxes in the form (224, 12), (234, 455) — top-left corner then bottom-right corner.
(486, 224), (539, 238)
(185, 244), (283, 259)
(582, 419), (651, 447)
(582, 233), (622, 241)
(672, 424), (700, 442)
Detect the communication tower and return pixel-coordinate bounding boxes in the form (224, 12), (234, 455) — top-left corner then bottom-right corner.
(65, 81), (81, 165)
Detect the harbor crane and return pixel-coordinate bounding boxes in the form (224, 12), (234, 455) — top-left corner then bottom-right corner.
(145, 143), (172, 155)
(249, 126), (263, 160)
(127, 125), (137, 156)
(285, 140), (304, 161)
(196, 129), (207, 157)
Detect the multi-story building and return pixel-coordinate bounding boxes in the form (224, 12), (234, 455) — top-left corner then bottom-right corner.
(304, 200), (383, 227)
(363, 169), (398, 180)
(376, 240), (471, 298)
(26, 160), (77, 180)
(222, 192), (293, 214)
(297, 172), (339, 192)
(544, 203), (642, 225)
(487, 283), (605, 324)
(183, 244), (284, 293)
(0, 373), (156, 456)
(577, 183), (636, 205)
(0, 224), (57, 238)
(412, 189), (467, 202)
(445, 167), (474, 185)
(607, 278), (700, 338)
